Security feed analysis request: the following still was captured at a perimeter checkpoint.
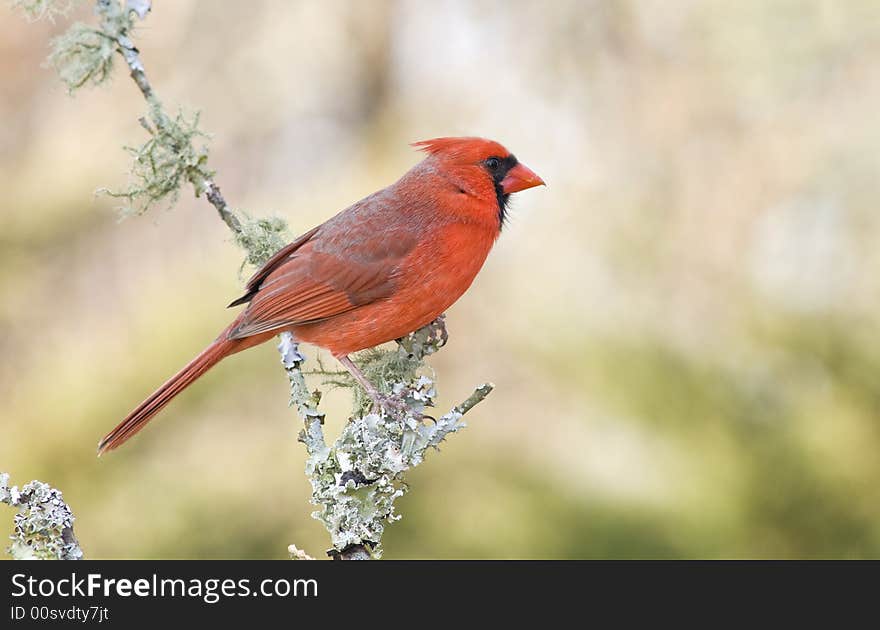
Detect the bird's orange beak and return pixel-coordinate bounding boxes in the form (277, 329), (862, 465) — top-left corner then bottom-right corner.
(500, 162), (545, 194)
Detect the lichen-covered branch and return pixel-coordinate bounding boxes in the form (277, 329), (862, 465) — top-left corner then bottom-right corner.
(1, 473), (83, 560)
(14, 0), (495, 560)
(279, 332), (326, 463)
(284, 318), (493, 559)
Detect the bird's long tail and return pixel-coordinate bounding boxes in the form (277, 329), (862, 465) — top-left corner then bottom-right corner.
(98, 331), (255, 455)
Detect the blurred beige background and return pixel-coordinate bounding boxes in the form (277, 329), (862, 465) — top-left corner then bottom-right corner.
(2, 0), (880, 558)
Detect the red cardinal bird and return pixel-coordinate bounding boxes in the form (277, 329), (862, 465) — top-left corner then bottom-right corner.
(98, 137), (544, 454)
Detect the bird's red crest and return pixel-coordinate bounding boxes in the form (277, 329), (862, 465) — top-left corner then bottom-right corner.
(412, 137), (511, 162)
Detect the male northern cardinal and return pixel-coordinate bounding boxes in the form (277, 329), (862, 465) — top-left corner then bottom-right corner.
(98, 137), (544, 454)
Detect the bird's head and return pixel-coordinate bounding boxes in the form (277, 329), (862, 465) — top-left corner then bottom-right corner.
(412, 137), (545, 225)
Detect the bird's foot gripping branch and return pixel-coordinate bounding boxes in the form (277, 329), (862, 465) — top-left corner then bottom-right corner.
(282, 317), (493, 559)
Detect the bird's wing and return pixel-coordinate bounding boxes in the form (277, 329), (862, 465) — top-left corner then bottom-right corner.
(227, 214), (418, 340)
(228, 225), (321, 307)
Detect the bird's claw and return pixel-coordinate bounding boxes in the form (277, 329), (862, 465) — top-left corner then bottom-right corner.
(369, 393), (410, 417)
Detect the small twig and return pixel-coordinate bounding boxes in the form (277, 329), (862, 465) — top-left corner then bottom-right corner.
(109, 19), (238, 231)
(204, 180), (242, 233)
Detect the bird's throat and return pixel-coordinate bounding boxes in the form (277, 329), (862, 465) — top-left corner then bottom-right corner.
(494, 184), (511, 228)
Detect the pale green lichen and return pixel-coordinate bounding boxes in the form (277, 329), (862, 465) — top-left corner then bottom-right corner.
(45, 0), (140, 93)
(234, 213), (291, 268)
(286, 317), (493, 557)
(44, 0), (210, 218)
(304, 372), (492, 556)
(11, 0), (75, 22)
(100, 107), (213, 216)
(1, 473), (83, 560)
(38, 0), (285, 262)
(47, 22), (116, 92)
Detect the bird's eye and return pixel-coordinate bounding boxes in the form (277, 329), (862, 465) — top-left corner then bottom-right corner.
(486, 157), (501, 171)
